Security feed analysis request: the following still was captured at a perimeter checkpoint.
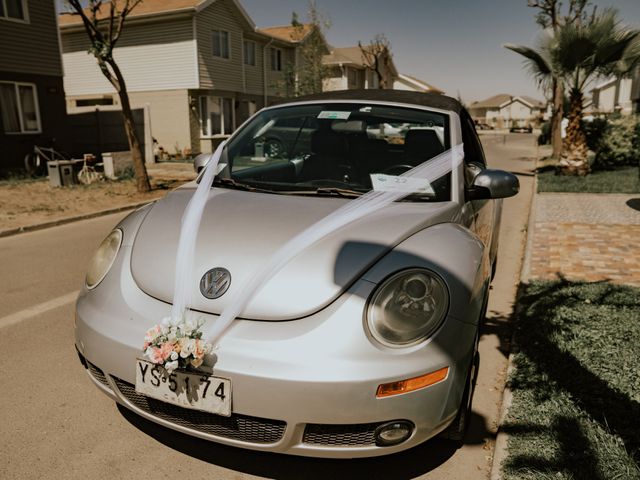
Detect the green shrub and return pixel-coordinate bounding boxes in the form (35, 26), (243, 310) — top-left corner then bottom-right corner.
(117, 166), (136, 180)
(593, 115), (640, 170)
(538, 121), (551, 145)
(582, 117), (608, 152)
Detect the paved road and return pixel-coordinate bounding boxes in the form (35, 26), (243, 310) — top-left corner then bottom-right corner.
(0, 134), (537, 480)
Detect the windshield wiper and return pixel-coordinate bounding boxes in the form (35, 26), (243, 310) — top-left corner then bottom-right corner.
(315, 187), (364, 197)
(280, 187), (364, 198)
(212, 178), (275, 194)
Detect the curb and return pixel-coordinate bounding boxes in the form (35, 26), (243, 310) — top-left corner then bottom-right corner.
(0, 201), (152, 238)
(489, 173), (538, 480)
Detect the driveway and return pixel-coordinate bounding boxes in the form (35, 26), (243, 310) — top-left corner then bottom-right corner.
(0, 134), (537, 479)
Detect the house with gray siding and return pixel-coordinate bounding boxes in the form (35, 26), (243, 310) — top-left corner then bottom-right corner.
(322, 46), (398, 92)
(590, 68), (640, 115)
(0, 0), (67, 173)
(59, 0), (298, 156)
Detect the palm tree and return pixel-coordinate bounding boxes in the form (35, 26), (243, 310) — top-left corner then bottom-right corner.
(507, 9), (639, 175)
(505, 30), (562, 158)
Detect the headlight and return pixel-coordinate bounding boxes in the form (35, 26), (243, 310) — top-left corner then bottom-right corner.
(85, 229), (123, 289)
(366, 269), (449, 347)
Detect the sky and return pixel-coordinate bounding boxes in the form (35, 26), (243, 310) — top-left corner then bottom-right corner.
(238, 0), (640, 103)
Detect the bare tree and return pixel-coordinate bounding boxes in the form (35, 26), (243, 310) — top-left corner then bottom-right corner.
(66, 0), (151, 193)
(358, 34), (393, 89)
(527, 0), (595, 160)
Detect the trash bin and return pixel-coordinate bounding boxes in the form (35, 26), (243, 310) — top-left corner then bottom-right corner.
(47, 160), (77, 187)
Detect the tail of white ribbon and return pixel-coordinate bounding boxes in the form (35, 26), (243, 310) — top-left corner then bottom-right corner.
(203, 143), (464, 344)
(170, 141), (226, 324)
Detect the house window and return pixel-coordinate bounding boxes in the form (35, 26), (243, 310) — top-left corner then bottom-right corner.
(243, 40), (256, 66)
(348, 68), (363, 88)
(212, 30), (230, 59)
(0, 82), (41, 133)
(270, 47), (282, 71)
(75, 97), (114, 107)
(366, 70), (379, 89)
(236, 100), (256, 125)
(0, 0), (27, 21)
(199, 96), (233, 136)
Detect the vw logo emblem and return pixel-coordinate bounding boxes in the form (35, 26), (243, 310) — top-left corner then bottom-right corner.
(200, 268), (231, 299)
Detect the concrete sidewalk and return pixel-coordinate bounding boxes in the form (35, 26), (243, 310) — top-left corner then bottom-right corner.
(523, 192), (640, 285)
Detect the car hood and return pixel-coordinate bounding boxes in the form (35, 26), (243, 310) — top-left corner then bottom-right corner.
(130, 187), (459, 320)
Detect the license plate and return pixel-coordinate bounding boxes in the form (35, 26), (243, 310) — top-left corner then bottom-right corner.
(135, 359), (231, 417)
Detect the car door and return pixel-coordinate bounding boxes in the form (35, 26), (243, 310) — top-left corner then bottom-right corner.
(461, 111), (496, 278)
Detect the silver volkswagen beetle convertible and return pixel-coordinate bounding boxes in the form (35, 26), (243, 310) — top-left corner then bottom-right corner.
(75, 90), (518, 458)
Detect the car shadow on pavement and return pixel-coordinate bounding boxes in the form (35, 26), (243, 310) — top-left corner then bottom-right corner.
(117, 404), (488, 479)
(626, 198), (640, 211)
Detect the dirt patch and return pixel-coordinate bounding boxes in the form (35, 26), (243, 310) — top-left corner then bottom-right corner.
(0, 163), (196, 231)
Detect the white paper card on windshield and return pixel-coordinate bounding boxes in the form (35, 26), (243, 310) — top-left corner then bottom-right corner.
(370, 174), (435, 195)
(318, 111), (351, 120)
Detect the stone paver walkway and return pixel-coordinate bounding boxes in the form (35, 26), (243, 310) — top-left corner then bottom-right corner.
(525, 192), (640, 286)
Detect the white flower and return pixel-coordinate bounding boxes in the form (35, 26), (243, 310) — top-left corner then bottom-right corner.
(161, 317), (171, 327)
(181, 320), (196, 335)
(165, 360), (179, 372)
(178, 338), (193, 358)
(143, 346), (155, 361)
(170, 351), (178, 361)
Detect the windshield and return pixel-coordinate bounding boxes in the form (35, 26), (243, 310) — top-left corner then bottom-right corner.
(220, 102), (451, 201)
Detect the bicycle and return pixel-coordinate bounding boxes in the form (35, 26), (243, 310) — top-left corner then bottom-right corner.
(24, 144), (70, 176)
(77, 154), (103, 185)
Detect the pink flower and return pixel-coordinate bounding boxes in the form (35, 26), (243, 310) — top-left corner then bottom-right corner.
(144, 324), (163, 346)
(149, 347), (164, 364)
(160, 342), (174, 361)
(193, 340), (204, 359)
(148, 342), (175, 364)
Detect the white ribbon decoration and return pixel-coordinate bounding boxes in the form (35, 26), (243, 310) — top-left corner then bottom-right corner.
(202, 143), (465, 345)
(169, 141), (226, 324)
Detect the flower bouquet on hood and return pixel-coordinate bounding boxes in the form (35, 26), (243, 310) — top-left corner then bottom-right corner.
(142, 316), (212, 373)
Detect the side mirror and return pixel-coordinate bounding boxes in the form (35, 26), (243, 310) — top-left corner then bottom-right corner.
(194, 152), (215, 173)
(468, 169), (519, 200)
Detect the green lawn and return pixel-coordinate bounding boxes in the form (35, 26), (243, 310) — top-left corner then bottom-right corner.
(502, 280), (640, 480)
(537, 166), (640, 193)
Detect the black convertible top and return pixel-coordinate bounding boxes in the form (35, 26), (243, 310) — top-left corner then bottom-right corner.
(275, 89), (465, 114)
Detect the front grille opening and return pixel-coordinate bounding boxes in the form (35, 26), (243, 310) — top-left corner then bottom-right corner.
(113, 377), (286, 444)
(303, 422), (383, 446)
(86, 360), (111, 390)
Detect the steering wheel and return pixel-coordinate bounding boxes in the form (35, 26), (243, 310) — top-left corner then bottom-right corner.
(264, 138), (284, 158)
(382, 164), (414, 175)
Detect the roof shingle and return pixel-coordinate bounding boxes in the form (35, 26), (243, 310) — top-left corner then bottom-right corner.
(58, 0), (207, 26)
(258, 24), (314, 42)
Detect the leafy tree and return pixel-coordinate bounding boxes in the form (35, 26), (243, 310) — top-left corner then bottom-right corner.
(507, 9), (639, 175)
(66, 0), (151, 192)
(358, 34), (393, 89)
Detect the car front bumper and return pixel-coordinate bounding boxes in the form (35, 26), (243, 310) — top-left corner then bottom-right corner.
(75, 245), (477, 458)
